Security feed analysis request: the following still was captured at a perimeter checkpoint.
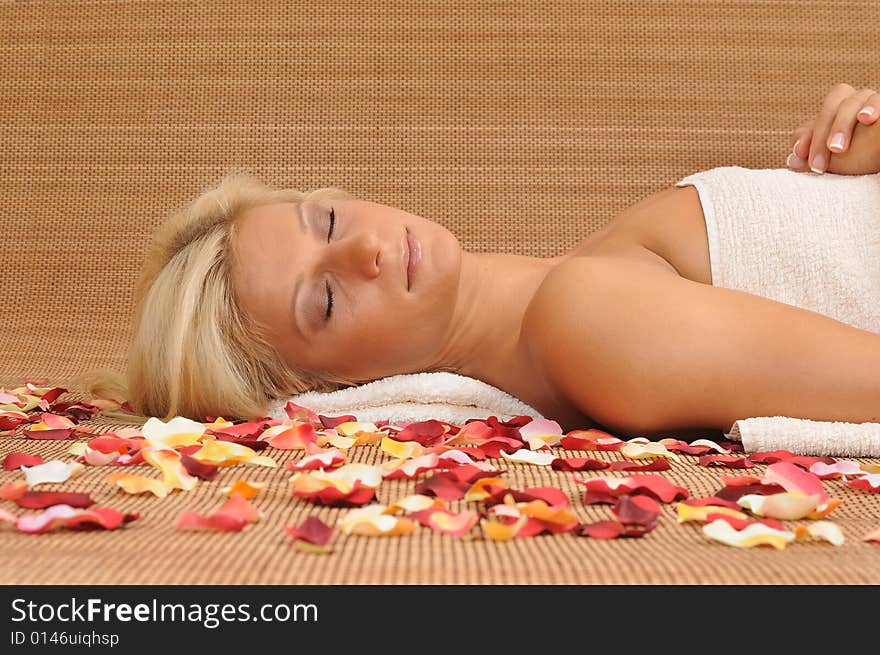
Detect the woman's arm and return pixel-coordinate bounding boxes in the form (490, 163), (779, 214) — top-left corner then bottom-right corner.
(524, 256), (880, 439)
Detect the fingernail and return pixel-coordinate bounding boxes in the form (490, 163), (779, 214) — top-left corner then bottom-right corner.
(829, 132), (845, 152)
(859, 107), (875, 119)
(792, 139), (801, 156)
(787, 153), (806, 169)
(811, 153), (826, 174)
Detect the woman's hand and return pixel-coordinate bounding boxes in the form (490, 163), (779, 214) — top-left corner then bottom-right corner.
(786, 83), (880, 175)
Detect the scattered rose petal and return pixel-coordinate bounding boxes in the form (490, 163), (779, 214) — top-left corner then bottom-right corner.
(697, 455), (754, 469)
(15, 491), (94, 510)
(793, 520), (844, 546)
(3, 452), (44, 471)
(380, 436), (424, 459)
(702, 519), (794, 549)
(560, 429), (623, 451)
(338, 504), (417, 536)
(704, 513), (785, 531)
(480, 516), (528, 541)
(141, 415), (206, 450)
(749, 450), (834, 469)
(737, 492), (822, 520)
(0, 480), (29, 501)
(676, 503), (749, 524)
(0, 507), (16, 524)
(573, 474), (689, 503)
(500, 448), (556, 466)
(191, 439), (277, 468)
(259, 421), (319, 450)
(220, 480), (266, 499)
(620, 441), (680, 462)
(551, 457), (610, 472)
(180, 454), (219, 481)
(385, 494), (445, 514)
(410, 507), (479, 537)
(285, 516), (334, 552)
(106, 472), (168, 498)
(762, 461), (829, 503)
(22, 460), (84, 487)
(414, 475), (471, 501)
(176, 512), (248, 532)
(286, 448), (347, 472)
(577, 521), (625, 539)
(680, 496), (743, 512)
(809, 460), (865, 480)
(381, 454), (441, 479)
(848, 473), (880, 493)
(863, 527), (880, 543)
(16, 505), (139, 534)
(612, 495), (661, 529)
(142, 448), (198, 492)
(463, 476), (508, 503)
(608, 459), (672, 472)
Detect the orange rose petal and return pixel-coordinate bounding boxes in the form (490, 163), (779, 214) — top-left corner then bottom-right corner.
(218, 494), (261, 523)
(107, 472), (168, 498)
(480, 516), (528, 541)
(142, 448), (198, 491)
(219, 479), (266, 499)
(463, 476), (508, 503)
(338, 505), (417, 537)
(0, 507), (17, 524)
(260, 421), (319, 450)
(0, 480), (29, 501)
(381, 435), (425, 459)
(380, 454), (440, 479)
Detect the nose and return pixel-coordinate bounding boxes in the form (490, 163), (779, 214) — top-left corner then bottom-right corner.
(320, 231), (381, 281)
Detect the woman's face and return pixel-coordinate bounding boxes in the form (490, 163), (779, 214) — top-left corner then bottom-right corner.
(229, 198), (463, 382)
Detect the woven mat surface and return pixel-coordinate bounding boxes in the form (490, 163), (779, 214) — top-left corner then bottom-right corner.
(2, 1), (880, 583)
(2, 389), (880, 585)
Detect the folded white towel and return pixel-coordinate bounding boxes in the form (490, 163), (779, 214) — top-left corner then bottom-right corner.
(266, 371), (544, 426)
(726, 416), (880, 457)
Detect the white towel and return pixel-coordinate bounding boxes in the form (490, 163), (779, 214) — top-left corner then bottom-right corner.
(676, 167), (880, 457)
(726, 416), (880, 457)
(266, 371), (544, 426)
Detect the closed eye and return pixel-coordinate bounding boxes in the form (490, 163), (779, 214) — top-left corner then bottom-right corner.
(324, 206), (335, 321)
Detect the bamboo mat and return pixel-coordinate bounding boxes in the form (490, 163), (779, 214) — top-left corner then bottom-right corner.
(1, 0), (879, 584)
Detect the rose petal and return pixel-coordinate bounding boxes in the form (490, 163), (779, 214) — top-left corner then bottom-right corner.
(337, 504), (417, 536)
(380, 454), (441, 480)
(176, 511), (249, 532)
(180, 454), (219, 481)
(2, 452), (44, 471)
(613, 495), (661, 527)
(793, 520), (844, 546)
(620, 441), (680, 462)
(285, 516), (334, 549)
(762, 461), (829, 503)
(607, 459), (672, 472)
(219, 479), (266, 499)
(697, 455), (754, 469)
(863, 526), (880, 543)
(848, 473), (880, 492)
(410, 507), (479, 537)
(142, 448), (198, 491)
(551, 457), (610, 472)
(106, 472), (168, 498)
(702, 519), (794, 549)
(809, 460), (865, 480)
(286, 448), (347, 471)
(577, 521), (625, 539)
(737, 492), (822, 520)
(16, 505), (138, 534)
(704, 513), (785, 532)
(22, 460), (84, 487)
(500, 448), (556, 466)
(573, 474), (689, 503)
(676, 503), (749, 524)
(16, 491), (94, 509)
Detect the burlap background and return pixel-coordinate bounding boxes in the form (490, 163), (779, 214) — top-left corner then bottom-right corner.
(1, 0), (878, 584)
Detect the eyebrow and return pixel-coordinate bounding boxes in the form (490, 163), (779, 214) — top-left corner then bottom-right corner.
(290, 202), (309, 338)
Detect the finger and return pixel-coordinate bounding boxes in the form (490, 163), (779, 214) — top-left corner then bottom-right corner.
(857, 90), (880, 124)
(790, 119), (814, 161)
(808, 83), (854, 174)
(827, 89), (876, 155)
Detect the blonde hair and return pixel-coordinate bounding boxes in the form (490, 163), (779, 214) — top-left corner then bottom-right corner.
(72, 169), (358, 424)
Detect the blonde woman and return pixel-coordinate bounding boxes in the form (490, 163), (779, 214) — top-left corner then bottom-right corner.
(78, 83), (880, 440)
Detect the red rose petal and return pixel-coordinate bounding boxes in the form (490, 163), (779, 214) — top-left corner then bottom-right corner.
(414, 475), (471, 502)
(612, 495), (661, 527)
(176, 511), (249, 532)
(551, 457), (610, 472)
(3, 452), (44, 471)
(22, 427), (75, 440)
(705, 512), (785, 531)
(697, 455), (755, 469)
(180, 453), (219, 481)
(715, 483), (786, 502)
(16, 491), (95, 510)
(578, 521), (625, 539)
(284, 516), (334, 546)
(394, 420), (449, 447)
(608, 459), (672, 472)
(749, 450), (834, 469)
(680, 496), (743, 512)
